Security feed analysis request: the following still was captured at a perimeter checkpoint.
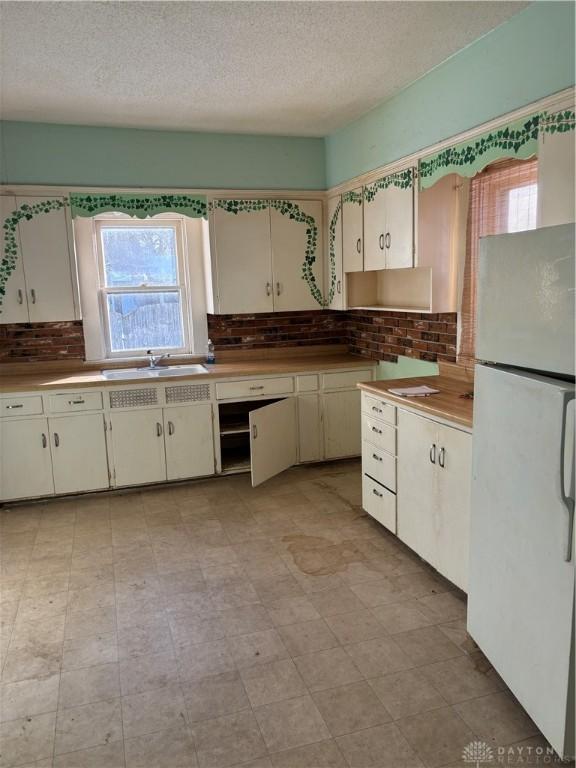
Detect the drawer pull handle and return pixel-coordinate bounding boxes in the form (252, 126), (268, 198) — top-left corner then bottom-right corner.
(252, 424), (258, 439)
(266, 282), (272, 296)
(17, 289), (23, 305)
(371, 426), (383, 435)
(54, 432), (60, 447)
(371, 406), (382, 413)
(372, 488), (383, 498)
(69, 399), (85, 405)
(356, 238), (361, 254)
(30, 288), (37, 304)
(429, 443), (436, 464)
(385, 232), (391, 249)
(372, 453), (383, 462)
(41, 433), (47, 449)
(337, 280), (341, 295)
(156, 422), (163, 437)
(168, 421), (175, 436)
(6, 404), (24, 409)
(276, 282), (282, 296)
(250, 385), (265, 391)
(438, 447), (445, 468)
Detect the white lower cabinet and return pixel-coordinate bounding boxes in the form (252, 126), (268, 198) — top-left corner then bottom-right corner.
(362, 474), (396, 532)
(397, 409), (471, 591)
(164, 403), (214, 481)
(297, 394), (322, 463)
(250, 398), (297, 486)
(110, 408), (167, 487)
(323, 389), (362, 459)
(1, 418), (54, 501)
(50, 413), (109, 494)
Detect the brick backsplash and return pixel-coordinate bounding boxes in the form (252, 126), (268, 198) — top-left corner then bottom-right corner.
(208, 311), (344, 349)
(1, 311), (457, 365)
(0, 321), (86, 363)
(209, 309), (457, 363)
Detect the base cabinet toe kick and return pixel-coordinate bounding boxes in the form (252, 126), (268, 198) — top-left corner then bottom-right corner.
(0, 365), (374, 503)
(360, 389), (471, 593)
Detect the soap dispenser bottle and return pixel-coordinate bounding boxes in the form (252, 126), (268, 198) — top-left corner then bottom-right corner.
(206, 339), (216, 365)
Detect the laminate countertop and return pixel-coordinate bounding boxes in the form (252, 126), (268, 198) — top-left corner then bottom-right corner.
(358, 374), (474, 429)
(0, 354), (375, 393)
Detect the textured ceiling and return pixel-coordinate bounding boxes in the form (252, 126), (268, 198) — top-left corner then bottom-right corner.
(0, 1), (528, 136)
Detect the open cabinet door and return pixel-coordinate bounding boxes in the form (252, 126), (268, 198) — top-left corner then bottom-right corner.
(249, 398), (297, 487)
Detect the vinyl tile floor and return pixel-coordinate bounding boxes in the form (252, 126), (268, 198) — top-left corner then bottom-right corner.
(0, 460), (567, 768)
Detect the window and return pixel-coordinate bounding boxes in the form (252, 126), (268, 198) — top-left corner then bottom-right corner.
(459, 157), (539, 362)
(95, 219), (189, 356)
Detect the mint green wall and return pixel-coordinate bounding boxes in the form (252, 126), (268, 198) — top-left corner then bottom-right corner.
(325, 2), (575, 187)
(0, 122), (326, 190)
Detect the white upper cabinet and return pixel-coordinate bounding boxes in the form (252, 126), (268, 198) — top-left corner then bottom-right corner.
(537, 128), (575, 227)
(363, 174), (414, 271)
(326, 196), (343, 310)
(342, 188), (364, 273)
(270, 200), (324, 311)
(209, 199), (325, 314)
(211, 204), (274, 314)
(11, 196), (77, 322)
(0, 196), (28, 324)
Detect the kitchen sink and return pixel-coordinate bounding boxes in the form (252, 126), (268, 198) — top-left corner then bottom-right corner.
(102, 364), (209, 380)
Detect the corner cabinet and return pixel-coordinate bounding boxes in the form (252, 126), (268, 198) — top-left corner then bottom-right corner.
(361, 391), (471, 592)
(208, 198), (325, 314)
(1, 195), (78, 324)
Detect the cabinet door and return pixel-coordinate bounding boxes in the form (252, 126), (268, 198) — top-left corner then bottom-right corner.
(164, 403), (215, 481)
(0, 418), (54, 500)
(384, 184), (414, 269)
(435, 424), (471, 591)
(298, 394), (322, 463)
(50, 414), (109, 495)
(1, 196), (29, 323)
(363, 186), (387, 271)
(270, 200), (324, 311)
(396, 410), (438, 565)
(110, 409), (166, 487)
(212, 204), (274, 314)
(342, 188), (364, 273)
(537, 130), (575, 226)
(327, 196), (344, 310)
(249, 397), (297, 487)
(323, 390), (362, 459)
(16, 196), (76, 321)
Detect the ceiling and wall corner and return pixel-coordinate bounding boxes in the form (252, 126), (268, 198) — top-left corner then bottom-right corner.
(325, 1), (576, 186)
(0, 1), (573, 191)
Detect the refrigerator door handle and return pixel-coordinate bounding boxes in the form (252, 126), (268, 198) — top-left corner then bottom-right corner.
(559, 390), (575, 562)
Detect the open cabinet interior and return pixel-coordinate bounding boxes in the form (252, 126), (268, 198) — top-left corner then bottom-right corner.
(219, 398), (283, 474)
(346, 266), (433, 311)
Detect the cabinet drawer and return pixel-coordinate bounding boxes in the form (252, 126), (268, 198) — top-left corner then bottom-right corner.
(362, 415), (396, 454)
(363, 474), (396, 534)
(362, 441), (396, 492)
(296, 375), (318, 392)
(216, 377), (294, 400)
(48, 392), (103, 413)
(1, 395), (43, 417)
(361, 393), (396, 425)
(322, 370), (372, 390)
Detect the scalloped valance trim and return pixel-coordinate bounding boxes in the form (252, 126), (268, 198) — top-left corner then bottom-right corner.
(419, 109), (575, 189)
(70, 193), (207, 219)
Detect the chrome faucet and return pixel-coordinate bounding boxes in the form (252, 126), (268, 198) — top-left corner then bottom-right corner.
(146, 350), (170, 368)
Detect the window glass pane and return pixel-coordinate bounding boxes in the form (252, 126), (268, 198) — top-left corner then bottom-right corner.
(507, 183), (538, 233)
(106, 292), (184, 352)
(101, 227), (178, 287)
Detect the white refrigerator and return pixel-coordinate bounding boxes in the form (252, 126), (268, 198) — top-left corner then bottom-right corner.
(468, 224), (575, 760)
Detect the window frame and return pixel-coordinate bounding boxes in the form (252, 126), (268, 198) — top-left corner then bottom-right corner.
(94, 216), (192, 359)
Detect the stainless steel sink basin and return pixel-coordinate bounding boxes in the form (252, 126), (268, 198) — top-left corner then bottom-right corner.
(102, 364), (208, 380)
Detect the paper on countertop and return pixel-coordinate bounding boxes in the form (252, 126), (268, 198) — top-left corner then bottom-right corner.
(387, 385), (440, 397)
